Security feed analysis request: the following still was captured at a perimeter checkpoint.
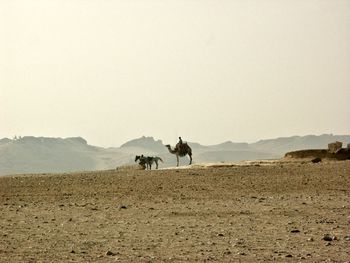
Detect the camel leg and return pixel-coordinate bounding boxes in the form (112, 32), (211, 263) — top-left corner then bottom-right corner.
(189, 154), (192, 165)
(155, 161), (158, 169)
(176, 155), (179, 167)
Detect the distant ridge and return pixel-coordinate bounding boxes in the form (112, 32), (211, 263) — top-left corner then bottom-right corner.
(251, 134), (350, 155)
(0, 134), (349, 175)
(121, 136), (165, 153)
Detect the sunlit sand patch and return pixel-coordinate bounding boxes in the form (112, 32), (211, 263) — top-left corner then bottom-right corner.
(115, 164), (144, 171)
(160, 159), (284, 170)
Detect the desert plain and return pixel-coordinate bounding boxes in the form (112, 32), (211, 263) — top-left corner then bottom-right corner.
(0, 160), (350, 262)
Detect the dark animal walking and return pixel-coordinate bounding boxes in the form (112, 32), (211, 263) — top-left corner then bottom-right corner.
(135, 155), (163, 170)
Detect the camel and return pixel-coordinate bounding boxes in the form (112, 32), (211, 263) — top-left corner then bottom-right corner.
(165, 142), (192, 167)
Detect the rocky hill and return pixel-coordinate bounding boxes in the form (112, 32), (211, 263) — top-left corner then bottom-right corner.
(0, 134), (349, 175)
(0, 137), (99, 175)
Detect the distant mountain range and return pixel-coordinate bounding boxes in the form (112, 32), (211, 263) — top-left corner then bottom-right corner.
(1, 134), (349, 175)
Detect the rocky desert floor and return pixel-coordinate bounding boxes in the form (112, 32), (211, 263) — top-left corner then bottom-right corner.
(0, 160), (350, 262)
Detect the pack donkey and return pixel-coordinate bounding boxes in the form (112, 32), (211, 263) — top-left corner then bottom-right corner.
(135, 155), (163, 170)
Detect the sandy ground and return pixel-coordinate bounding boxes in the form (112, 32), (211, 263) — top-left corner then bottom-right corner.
(0, 160), (350, 262)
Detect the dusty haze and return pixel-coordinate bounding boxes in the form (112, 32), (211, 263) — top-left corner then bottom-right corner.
(1, 0), (349, 147)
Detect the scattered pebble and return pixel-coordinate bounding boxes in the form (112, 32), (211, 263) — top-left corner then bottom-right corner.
(323, 234), (335, 241)
(311, 157), (322, 163)
(291, 229), (300, 233)
(106, 250), (117, 256)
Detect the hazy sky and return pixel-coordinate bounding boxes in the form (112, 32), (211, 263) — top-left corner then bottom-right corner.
(1, 0), (349, 147)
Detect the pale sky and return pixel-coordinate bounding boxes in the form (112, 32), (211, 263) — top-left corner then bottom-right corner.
(1, 0), (349, 147)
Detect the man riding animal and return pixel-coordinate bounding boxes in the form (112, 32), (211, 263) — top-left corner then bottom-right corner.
(165, 136), (192, 166)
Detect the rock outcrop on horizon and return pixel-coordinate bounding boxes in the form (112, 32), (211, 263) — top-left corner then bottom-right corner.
(0, 134), (349, 175)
